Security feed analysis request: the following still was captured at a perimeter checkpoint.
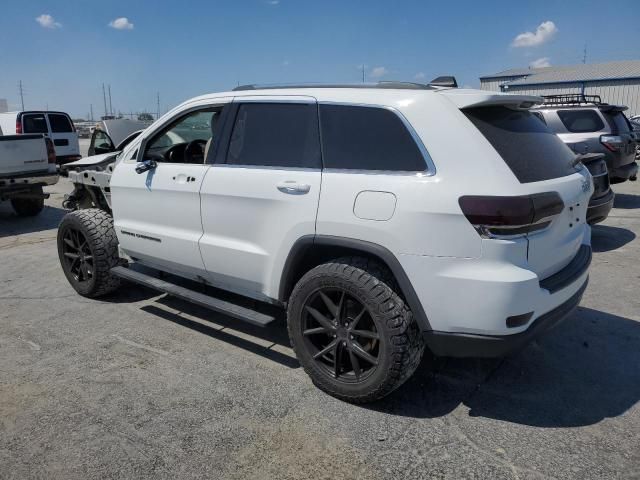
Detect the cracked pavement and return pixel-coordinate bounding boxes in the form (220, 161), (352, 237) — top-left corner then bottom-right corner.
(1, 176), (639, 479)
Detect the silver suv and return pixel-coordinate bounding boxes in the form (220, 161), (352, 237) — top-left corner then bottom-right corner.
(533, 94), (638, 184)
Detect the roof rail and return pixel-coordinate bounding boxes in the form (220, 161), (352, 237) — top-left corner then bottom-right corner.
(541, 93), (605, 106)
(231, 81), (437, 92)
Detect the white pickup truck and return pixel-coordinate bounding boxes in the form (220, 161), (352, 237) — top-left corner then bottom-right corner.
(0, 126), (59, 216)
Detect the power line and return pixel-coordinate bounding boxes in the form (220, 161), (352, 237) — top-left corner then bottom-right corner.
(108, 85), (113, 116)
(102, 83), (108, 117)
(18, 80), (25, 110)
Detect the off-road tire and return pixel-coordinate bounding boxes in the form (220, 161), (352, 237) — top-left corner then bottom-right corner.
(287, 256), (425, 403)
(11, 195), (44, 217)
(57, 208), (123, 298)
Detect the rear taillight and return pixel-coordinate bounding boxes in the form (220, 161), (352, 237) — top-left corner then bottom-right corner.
(15, 118), (22, 134)
(45, 138), (56, 164)
(459, 192), (564, 239)
(600, 134), (624, 152)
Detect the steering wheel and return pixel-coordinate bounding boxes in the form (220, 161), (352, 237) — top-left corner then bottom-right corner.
(184, 139), (208, 163)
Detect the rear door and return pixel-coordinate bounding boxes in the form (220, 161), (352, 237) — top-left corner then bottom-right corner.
(464, 106), (592, 279)
(46, 113), (79, 158)
(199, 97), (322, 299)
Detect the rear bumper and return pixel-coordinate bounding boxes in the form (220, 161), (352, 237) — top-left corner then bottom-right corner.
(423, 279), (587, 358)
(587, 189), (614, 225)
(610, 161), (638, 183)
(0, 173), (59, 188)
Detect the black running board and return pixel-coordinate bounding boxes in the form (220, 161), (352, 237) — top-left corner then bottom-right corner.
(110, 266), (275, 327)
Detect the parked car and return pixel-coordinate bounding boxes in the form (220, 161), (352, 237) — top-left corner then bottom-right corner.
(56, 81), (593, 403)
(532, 94), (637, 184)
(630, 117), (640, 160)
(0, 111), (81, 165)
(88, 119), (150, 156)
(0, 125), (58, 216)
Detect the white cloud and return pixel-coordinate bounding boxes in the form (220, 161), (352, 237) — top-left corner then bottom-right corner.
(414, 72), (426, 80)
(282, 60), (290, 66)
(267, 0), (280, 4)
(35, 14), (61, 29)
(530, 57), (551, 68)
(511, 20), (557, 48)
(370, 66), (388, 78)
(109, 17), (134, 30)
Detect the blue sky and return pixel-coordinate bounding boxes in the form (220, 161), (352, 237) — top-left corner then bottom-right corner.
(0, 0), (638, 118)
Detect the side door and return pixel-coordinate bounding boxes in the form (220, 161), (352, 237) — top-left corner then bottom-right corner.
(89, 129), (115, 156)
(46, 113), (80, 158)
(110, 101), (230, 279)
(199, 97), (322, 300)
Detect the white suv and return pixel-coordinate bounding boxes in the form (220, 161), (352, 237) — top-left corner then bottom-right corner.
(57, 81), (593, 403)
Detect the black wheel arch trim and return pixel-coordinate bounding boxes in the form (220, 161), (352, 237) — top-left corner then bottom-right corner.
(279, 234), (432, 332)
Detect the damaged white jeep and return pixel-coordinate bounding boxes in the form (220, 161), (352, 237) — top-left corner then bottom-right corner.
(58, 80), (593, 402)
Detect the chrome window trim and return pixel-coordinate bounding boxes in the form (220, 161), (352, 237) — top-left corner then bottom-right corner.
(318, 101), (436, 176)
(211, 164), (320, 172)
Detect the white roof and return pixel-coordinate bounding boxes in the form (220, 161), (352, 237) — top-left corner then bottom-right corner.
(183, 86), (542, 110)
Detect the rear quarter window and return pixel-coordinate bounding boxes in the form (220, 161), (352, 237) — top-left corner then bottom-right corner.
(557, 109), (605, 133)
(464, 106), (577, 184)
(48, 113), (74, 133)
(319, 105), (427, 171)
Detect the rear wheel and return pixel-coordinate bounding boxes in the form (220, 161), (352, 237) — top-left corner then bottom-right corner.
(57, 209), (122, 297)
(11, 188), (44, 217)
(287, 257), (425, 403)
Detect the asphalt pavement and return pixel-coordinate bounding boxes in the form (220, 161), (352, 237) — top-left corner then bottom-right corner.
(1, 176), (639, 479)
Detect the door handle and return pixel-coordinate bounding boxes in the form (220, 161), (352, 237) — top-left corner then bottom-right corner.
(277, 181), (311, 194)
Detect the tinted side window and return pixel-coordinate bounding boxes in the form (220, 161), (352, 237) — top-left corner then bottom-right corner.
(227, 103), (321, 169)
(48, 113), (74, 133)
(319, 105), (426, 171)
(464, 106), (576, 184)
(557, 110), (604, 133)
(22, 114), (48, 134)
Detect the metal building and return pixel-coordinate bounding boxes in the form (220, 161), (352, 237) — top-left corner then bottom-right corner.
(480, 60), (640, 115)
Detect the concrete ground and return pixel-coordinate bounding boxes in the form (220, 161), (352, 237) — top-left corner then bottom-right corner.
(1, 174), (639, 480)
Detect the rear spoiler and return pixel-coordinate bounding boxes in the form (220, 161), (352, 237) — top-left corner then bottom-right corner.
(599, 104), (628, 113)
(437, 90), (543, 110)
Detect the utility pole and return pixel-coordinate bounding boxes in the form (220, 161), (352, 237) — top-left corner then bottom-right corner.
(156, 92), (160, 120)
(582, 44), (588, 64)
(90, 104), (94, 122)
(102, 84), (108, 117)
(108, 85), (113, 116)
(362, 65), (365, 83)
(18, 80), (25, 110)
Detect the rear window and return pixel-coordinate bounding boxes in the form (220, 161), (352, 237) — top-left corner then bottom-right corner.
(319, 105), (426, 171)
(48, 113), (74, 133)
(464, 106), (577, 184)
(22, 114), (48, 134)
(606, 112), (631, 133)
(557, 109), (604, 133)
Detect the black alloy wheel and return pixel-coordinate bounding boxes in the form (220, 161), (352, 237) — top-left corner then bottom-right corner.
(60, 226), (94, 284)
(302, 287), (380, 382)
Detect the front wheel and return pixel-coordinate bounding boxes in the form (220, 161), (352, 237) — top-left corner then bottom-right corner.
(287, 257), (425, 403)
(57, 209), (123, 297)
